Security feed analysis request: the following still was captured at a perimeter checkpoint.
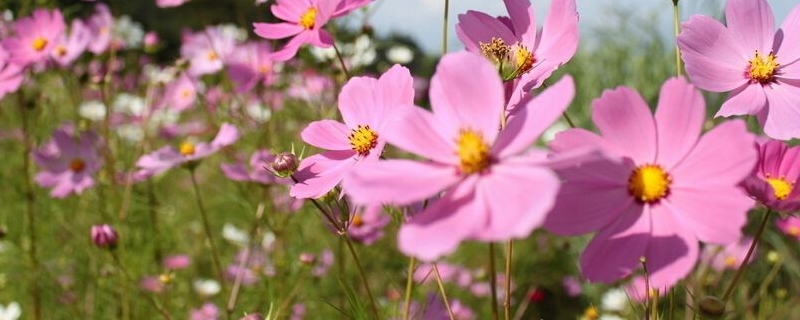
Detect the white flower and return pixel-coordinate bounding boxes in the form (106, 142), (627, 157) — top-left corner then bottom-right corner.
(0, 302), (21, 320)
(349, 35), (376, 68)
(246, 103), (272, 123)
(599, 315), (625, 320)
(309, 46), (336, 61)
(601, 288), (629, 312)
(113, 93), (146, 116)
(386, 46), (413, 64)
(78, 100), (107, 121)
(143, 65), (177, 85)
(222, 223), (249, 246)
(113, 15), (144, 49)
(193, 279), (221, 296)
(218, 24), (248, 42)
(116, 124), (144, 143)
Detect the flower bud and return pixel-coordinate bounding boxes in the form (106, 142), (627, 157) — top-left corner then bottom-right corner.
(91, 224), (118, 249)
(272, 151), (298, 177)
(698, 295), (725, 317)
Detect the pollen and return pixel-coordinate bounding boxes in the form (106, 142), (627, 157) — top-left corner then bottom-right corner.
(765, 175), (793, 200)
(349, 125), (378, 156)
(788, 225), (799, 237)
(479, 37), (509, 64)
(351, 214), (364, 227)
(748, 51), (779, 84)
(32, 37), (48, 52)
(179, 141), (196, 156)
(511, 44), (535, 75)
(299, 7), (318, 30)
(69, 158), (86, 172)
(455, 129), (491, 175)
(206, 50), (218, 61)
(724, 256), (737, 268)
(628, 164), (672, 203)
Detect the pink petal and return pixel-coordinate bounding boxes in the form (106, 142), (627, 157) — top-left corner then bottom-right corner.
(762, 83), (800, 140)
(290, 150), (355, 199)
(429, 51), (503, 143)
(533, 0), (578, 73)
(654, 77), (705, 169)
(301, 120), (352, 150)
(269, 31), (312, 62)
(776, 3), (800, 65)
(473, 161), (558, 241)
(494, 75), (574, 158)
(343, 159), (460, 206)
(591, 86), (657, 164)
(211, 123), (239, 147)
(338, 64), (413, 130)
(678, 16), (749, 92)
(716, 83), (767, 117)
(503, 0), (536, 44)
(725, 0), (774, 54)
(548, 128), (627, 159)
(398, 180), (484, 261)
(455, 11), (517, 52)
(253, 22), (303, 40)
(671, 120), (756, 187)
(664, 186), (751, 244)
(220, 162), (250, 182)
(644, 206), (699, 289)
(580, 207), (650, 284)
(384, 105), (457, 165)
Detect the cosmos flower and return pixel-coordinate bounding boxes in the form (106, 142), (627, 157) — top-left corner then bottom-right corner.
(1, 8), (65, 67)
(50, 19), (90, 67)
(84, 4), (113, 54)
(180, 25), (239, 76)
(343, 51), (574, 260)
(226, 41), (277, 93)
(160, 73), (198, 112)
(33, 125), (102, 198)
(135, 123), (239, 178)
(776, 215), (800, 241)
(678, 0), (800, 139)
(703, 236), (757, 272)
(545, 77), (757, 290)
(290, 64), (413, 199)
(0, 46), (23, 100)
(742, 139), (800, 212)
(221, 149), (290, 185)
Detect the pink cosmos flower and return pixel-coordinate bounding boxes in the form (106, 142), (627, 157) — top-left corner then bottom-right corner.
(290, 64), (413, 199)
(160, 73), (197, 112)
(678, 0), (800, 139)
(343, 51), (574, 261)
(253, 0), (372, 61)
(180, 26), (238, 76)
(1, 8), (66, 67)
(50, 20), (91, 67)
(346, 204), (390, 245)
(456, 0), (578, 109)
(703, 236), (756, 272)
(189, 303), (219, 320)
(226, 41), (277, 93)
(135, 123), (239, 178)
(157, 0), (191, 8)
(85, 4), (113, 54)
(163, 254), (191, 270)
(33, 125), (102, 198)
(221, 149), (290, 185)
(742, 139), (800, 212)
(545, 77), (757, 290)
(0, 46), (24, 100)
(776, 216), (800, 241)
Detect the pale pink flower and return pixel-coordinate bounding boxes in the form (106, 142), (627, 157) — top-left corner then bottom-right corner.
(226, 41), (277, 92)
(85, 4), (113, 54)
(221, 149), (290, 185)
(160, 73), (198, 112)
(163, 254), (191, 270)
(180, 26), (238, 76)
(456, 0), (578, 109)
(678, 0), (800, 139)
(50, 19), (91, 67)
(346, 204), (390, 245)
(189, 303), (219, 320)
(742, 139), (800, 212)
(776, 216), (800, 241)
(703, 236), (757, 272)
(1, 8), (66, 67)
(290, 64), (413, 199)
(253, 0), (372, 61)
(344, 51), (574, 260)
(135, 123), (239, 178)
(157, 0), (191, 8)
(545, 77), (757, 290)
(0, 46), (24, 100)
(33, 125), (102, 198)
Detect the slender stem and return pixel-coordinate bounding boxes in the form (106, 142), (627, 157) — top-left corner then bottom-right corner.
(488, 243), (500, 320)
(402, 256), (417, 320)
(18, 95), (41, 320)
(226, 203), (266, 314)
(503, 240), (513, 320)
(342, 235), (380, 319)
(111, 252), (174, 320)
(441, 0), (450, 55)
(332, 44), (352, 79)
(722, 209), (772, 303)
(562, 112), (576, 128)
(672, 0), (682, 76)
(432, 263), (456, 320)
(188, 168), (229, 319)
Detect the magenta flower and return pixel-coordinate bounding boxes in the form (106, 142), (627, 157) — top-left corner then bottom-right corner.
(0, 46), (24, 100)
(33, 126), (102, 198)
(253, 0), (372, 61)
(290, 64), (413, 199)
(157, 0), (191, 8)
(91, 224), (118, 249)
(776, 216), (800, 241)
(346, 204), (390, 245)
(343, 52), (574, 260)
(742, 139), (800, 212)
(50, 20), (90, 67)
(1, 8), (66, 67)
(180, 26), (238, 76)
(226, 41), (277, 93)
(545, 77), (757, 289)
(189, 303), (219, 320)
(678, 0), (800, 139)
(162, 254), (191, 270)
(135, 123), (239, 178)
(703, 236), (756, 272)
(456, 0), (578, 108)
(221, 149), (289, 185)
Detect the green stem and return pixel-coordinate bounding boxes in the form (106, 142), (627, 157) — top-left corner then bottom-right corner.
(722, 209), (772, 303)
(342, 235), (380, 319)
(489, 243), (500, 320)
(402, 256), (417, 320)
(18, 94), (41, 320)
(672, 0), (682, 76)
(432, 263), (455, 320)
(441, 0), (450, 55)
(226, 203), (266, 314)
(562, 112), (576, 128)
(503, 240), (513, 320)
(111, 252), (174, 320)
(333, 44), (352, 79)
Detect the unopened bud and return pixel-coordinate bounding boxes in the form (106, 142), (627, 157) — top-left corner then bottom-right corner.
(91, 224), (118, 249)
(272, 151), (298, 176)
(698, 295), (725, 317)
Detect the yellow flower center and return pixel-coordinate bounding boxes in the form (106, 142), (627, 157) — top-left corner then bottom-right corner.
(583, 306), (599, 320)
(455, 129), (491, 175)
(32, 37), (48, 52)
(479, 37), (510, 64)
(748, 51), (779, 84)
(788, 225), (799, 236)
(351, 214), (364, 227)
(180, 88), (192, 99)
(724, 256), (737, 268)
(349, 125), (378, 156)
(179, 141), (196, 156)
(477, 37), (535, 81)
(628, 164), (672, 203)
(207, 50), (218, 61)
(766, 176), (793, 200)
(512, 44), (535, 75)
(69, 158), (86, 172)
(299, 7), (318, 30)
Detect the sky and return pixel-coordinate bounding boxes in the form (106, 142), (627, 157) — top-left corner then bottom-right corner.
(366, 0), (798, 53)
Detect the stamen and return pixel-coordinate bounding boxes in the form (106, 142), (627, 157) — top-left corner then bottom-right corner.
(299, 7), (318, 30)
(628, 164), (672, 203)
(69, 159), (86, 172)
(179, 141), (196, 156)
(748, 51), (779, 84)
(349, 125), (378, 156)
(32, 37), (48, 52)
(455, 129), (491, 175)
